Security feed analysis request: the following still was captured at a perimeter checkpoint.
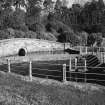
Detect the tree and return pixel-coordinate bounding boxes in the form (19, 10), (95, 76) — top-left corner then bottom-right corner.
(57, 31), (66, 43)
(0, 0), (26, 10)
(71, 3), (82, 13)
(98, 0), (105, 9)
(43, 0), (55, 13)
(54, 0), (62, 10)
(77, 31), (88, 46)
(11, 8), (25, 27)
(79, 0), (104, 33)
(0, 0), (27, 30)
(0, 7), (13, 29)
(87, 33), (103, 47)
(26, 0), (42, 32)
(45, 23), (52, 32)
(87, 33), (96, 46)
(95, 33), (103, 47)
(47, 12), (54, 21)
(62, 0), (69, 7)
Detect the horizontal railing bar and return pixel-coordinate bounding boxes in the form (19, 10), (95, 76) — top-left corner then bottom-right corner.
(66, 71), (105, 76)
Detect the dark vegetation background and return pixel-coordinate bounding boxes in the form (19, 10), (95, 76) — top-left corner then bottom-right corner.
(0, 0), (104, 47)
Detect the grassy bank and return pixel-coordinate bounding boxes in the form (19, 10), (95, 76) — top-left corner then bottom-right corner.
(0, 71), (105, 105)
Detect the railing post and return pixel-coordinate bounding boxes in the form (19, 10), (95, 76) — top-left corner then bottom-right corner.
(69, 57), (71, 71)
(100, 52), (102, 62)
(99, 47), (100, 52)
(84, 59), (87, 105)
(80, 46), (82, 55)
(29, 61), (32, 81)
(84, 59), (87, 83)
(86, 46), (87, 54)
(75, 58), (77, 70)
(99, 47), (101, 61)
(63, 64), (67, 82)
(75, 57), (78, 82)
(69, 57), (72, 80)
(7, 59), (11, 73)
(64, 43), (65, 54)
(103, 52), (104, 63)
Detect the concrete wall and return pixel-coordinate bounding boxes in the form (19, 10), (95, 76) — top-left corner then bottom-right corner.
(0, 38), (65, 57)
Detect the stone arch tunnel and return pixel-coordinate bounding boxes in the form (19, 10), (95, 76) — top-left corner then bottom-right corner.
(18, 48), (26, 56)
(0, 38), (65, 57)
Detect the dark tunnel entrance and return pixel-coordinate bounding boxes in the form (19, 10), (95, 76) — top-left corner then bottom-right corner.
(18, 48), (26, 56)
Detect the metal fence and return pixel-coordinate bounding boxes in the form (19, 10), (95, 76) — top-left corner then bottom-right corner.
(74, 46), (105, 54)
(0, 58), (105, 86)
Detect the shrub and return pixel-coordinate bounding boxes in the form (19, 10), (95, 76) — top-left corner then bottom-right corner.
(37, 31), (57, 41)
(45, 23), (52, 32)
(77, 31), (88, 46)
(95, 33), (103, 47)
(25, 31), (37, 38)
(14, 30), (26, 38)
(87, 33), (103, 47)
(18, 25), (29, 32)
(29, 23), (45, 32)
(0, 30), (9, 39)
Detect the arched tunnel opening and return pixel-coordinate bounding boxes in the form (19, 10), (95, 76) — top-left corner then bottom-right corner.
(18, 48), (26, 56)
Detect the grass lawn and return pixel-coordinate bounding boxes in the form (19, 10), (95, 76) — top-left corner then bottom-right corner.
(0, 71), (105, 105)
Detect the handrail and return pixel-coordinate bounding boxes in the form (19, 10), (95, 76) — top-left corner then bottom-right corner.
(32, 72), (62, 78)
(1, 56), (105, 86)
(32, 67), (62, 73)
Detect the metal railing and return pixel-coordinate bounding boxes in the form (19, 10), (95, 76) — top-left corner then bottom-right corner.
(0, 58), (105, 87)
